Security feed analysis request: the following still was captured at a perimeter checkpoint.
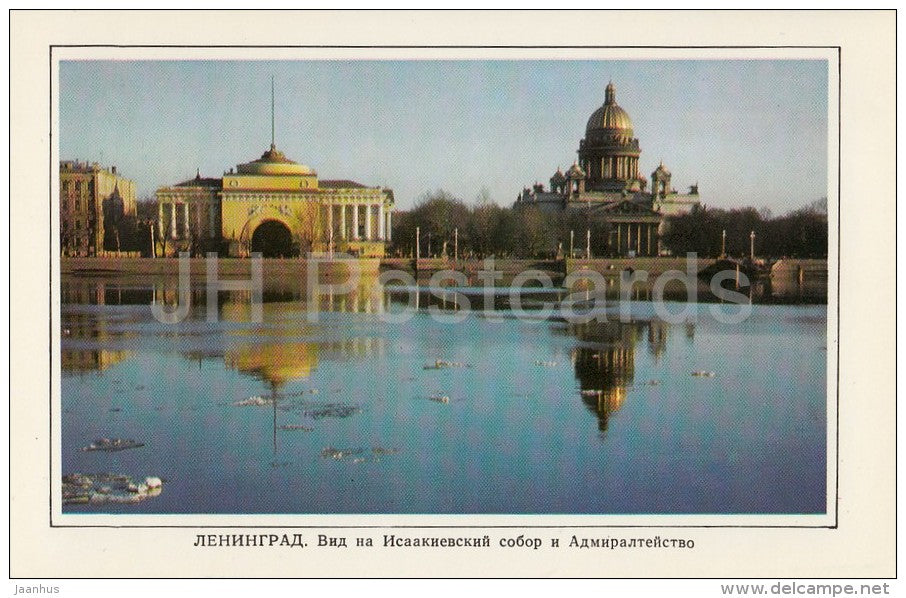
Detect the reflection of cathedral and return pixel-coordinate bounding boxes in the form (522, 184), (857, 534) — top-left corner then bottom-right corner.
(570, 321), (639, 432)
(568, 318), (682, 432)
(515, 82), (701, 256)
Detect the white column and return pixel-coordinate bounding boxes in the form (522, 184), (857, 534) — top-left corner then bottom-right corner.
(327, 203), (333, 249)
(158, 202), (164, 237)
(365, 204), (372, 240)
(341, 204), (347, 240)
(353, 204), (359, 240)
(170, 203), (177, 239)
(386, 210), (392, 242)
(184, 202), (190, 238)
(327, 203), (333, 239)
(378, 205), (385, 241)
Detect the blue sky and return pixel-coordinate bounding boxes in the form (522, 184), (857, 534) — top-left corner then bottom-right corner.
(59, 60), (828, 213)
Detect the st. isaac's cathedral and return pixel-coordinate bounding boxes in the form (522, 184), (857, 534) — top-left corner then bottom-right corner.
(515, 82), (701, 256)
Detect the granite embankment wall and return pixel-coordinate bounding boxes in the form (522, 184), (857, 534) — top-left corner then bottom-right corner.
(61, 256), (827, 283)
(61, 257), (380, 279)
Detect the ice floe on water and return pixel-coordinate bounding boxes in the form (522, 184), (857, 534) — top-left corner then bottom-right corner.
(62, 473), (162, 505)
(303, 405), (361, 419)
(423, 359), (469, 370)
(232, 396), (273, 407)
(278, 424), (313, 432)
(320, 447), (400, 463)
(80, 438), (144, 452)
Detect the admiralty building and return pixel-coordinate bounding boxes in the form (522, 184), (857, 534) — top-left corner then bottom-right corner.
(155, 142), (394, 258)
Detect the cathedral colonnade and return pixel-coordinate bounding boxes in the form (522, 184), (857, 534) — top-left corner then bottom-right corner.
(609, 221), (660, 257)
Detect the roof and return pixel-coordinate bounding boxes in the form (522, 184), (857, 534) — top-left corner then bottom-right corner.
(319, 179), (369, 189)
(174, 176), (222, 188)
(236, 144), (316, 176)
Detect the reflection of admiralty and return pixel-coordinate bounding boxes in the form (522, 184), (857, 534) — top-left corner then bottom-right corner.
(191, 293), (387, 391)
(565, 318), (678, 432)
(59, 276), (387, 378)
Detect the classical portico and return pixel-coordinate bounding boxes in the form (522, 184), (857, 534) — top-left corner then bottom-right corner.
(597, 200), (662, 257)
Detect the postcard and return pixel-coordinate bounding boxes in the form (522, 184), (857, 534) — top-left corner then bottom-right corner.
(9, 10), (895, 581)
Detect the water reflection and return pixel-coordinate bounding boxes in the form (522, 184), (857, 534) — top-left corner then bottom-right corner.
(60, 310), (133, 374)
(61, 274), (684, 438)
(59, 271), (827, 514)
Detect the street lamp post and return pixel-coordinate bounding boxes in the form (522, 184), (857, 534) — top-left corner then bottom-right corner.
(415, 226), (420, 260)
(750, 230), (756, 261)
(570, 230), (574, 258)
(586, 229), (591, 260)
(454, 227), (459, 263)
(721, 229), (726, 258)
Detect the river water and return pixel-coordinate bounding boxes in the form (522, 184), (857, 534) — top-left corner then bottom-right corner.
(60, 273), (827, 514)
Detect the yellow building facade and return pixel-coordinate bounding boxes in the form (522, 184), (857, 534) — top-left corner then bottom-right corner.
(60, 161), (137, 256)
(156, 144), (394, 258)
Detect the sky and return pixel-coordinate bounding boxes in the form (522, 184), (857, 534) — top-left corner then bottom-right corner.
(59, 60), (828, 213)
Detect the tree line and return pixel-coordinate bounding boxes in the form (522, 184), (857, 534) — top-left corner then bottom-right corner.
(660, 199), (828, 259)
(389, 191), (828, 260)
(388, 190), (610, 259)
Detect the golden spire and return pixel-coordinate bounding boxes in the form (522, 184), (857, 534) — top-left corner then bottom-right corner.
(270, 75), (275, 149)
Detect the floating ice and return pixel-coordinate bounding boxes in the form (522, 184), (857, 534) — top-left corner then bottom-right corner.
(62, 473), (162, 505)
(80, 438), (144, 452)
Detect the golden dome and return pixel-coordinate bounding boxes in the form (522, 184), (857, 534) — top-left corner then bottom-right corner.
(236, 144), (316, 176)
(585, 82), (634, 135)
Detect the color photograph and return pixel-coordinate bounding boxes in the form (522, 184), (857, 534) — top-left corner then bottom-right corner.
(56, 57), (832, 517)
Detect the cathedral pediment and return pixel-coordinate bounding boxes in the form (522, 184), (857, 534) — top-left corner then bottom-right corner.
(599, 199), (659, 216)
